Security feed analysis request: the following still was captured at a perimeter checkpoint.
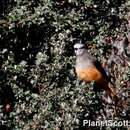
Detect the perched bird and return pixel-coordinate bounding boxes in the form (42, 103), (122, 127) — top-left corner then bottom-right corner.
(74, 43), (118, 102)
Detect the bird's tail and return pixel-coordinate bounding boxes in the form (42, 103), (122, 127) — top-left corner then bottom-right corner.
(108, 85), (119, 103)
(103, 82), (119, 103)
(106, 84), (127, 109)
(108, 84), (118, 99)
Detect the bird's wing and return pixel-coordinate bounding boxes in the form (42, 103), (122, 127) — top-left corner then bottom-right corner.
(94, 60), (110, 82)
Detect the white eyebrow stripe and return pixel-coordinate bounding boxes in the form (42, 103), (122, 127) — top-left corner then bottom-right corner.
(74, 43), (85, 49)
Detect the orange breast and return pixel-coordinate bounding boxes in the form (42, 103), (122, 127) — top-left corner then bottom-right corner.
(76, 67), (105, 84)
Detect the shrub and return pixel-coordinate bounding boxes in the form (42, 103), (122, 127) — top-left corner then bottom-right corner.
(0, 0), (129, 130)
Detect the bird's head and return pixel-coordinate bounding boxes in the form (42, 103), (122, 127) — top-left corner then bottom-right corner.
(74, 43), (87, 56)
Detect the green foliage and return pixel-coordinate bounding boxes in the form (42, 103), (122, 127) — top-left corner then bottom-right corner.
(0, 0), (130, 130)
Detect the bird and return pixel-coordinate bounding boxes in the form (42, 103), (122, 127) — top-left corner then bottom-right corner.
(74, 43), (118, 103)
